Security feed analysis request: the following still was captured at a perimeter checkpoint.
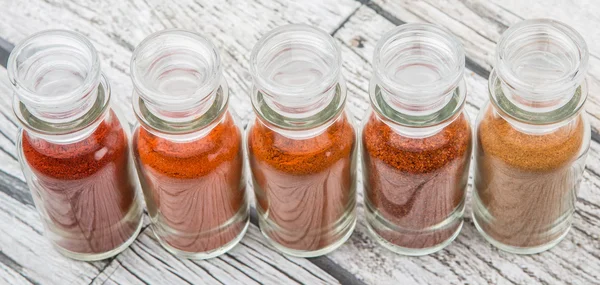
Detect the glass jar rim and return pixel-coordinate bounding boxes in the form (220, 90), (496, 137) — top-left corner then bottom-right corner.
(130, 29), (223, 109)
(249, 24), (342, 100)
(14, 74), (111, 140)
(7, 29), (101, 111)
(495, 19), (589, 99)
(372, 23), (465, 101)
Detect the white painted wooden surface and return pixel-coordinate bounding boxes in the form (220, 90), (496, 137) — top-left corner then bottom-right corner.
(0, 0), (599, 284)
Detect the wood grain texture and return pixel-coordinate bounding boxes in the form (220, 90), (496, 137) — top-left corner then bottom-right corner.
(1, 0), (600, 284)
(91, 223), (339, 285)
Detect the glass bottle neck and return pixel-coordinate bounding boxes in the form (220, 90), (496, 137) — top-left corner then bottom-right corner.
(489, 71), (586, 134)
(250, 24), (345, 133)
(13, 75), (110, 144)
(490, 19), (588, 129)
(251, 79), (346, 132)
(369, 23), (466, 136)
(133, 82), (229, 141)
(130, 30), (227, 140)
(370, 77), (466, 123)
(8, 30), (106, 142)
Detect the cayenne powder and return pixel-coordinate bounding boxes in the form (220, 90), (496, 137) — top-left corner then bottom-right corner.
(22, 110), (141, 254)
(474, 107), (584, 248)
(248, 114), (356, 252)
(363, 112), (472, 250)
(134, 113), (247, 254)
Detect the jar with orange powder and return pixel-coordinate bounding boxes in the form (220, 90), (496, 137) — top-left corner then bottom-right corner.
(247, 25), (358, 257)
(130, 30), (248, 259)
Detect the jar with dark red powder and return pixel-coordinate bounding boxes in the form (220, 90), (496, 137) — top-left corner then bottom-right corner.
(9, 30), (143, 260)
(362, 24), (472, 255)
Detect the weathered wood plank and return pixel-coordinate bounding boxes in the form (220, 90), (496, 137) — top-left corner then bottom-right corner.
(92, 224), (340, 285)
(1, 1), (600, 285)
(324, 5), (600, 285)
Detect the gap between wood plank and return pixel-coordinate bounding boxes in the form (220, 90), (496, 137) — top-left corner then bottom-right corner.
(0, 37), (13, 67)
(0, 37), (367, 285)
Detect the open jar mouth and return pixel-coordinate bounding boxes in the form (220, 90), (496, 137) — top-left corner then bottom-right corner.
(373, 23), (465, 105)
(8, 30), (101, 123)
(130, 29), (222, 113)
(495, 19), (589, 103)
(249, 24), (346, 131)
(250, 24), (342, 102)
(370, 23), (466, 129)
(490, 19), (589, 126)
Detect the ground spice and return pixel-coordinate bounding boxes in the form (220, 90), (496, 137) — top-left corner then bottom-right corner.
(248, 114), (356, 252)
(474, 106), (584, 248)
(135, 113), (247, 254)
(363, 112), (471, 250)
(22, 110), (141, 254)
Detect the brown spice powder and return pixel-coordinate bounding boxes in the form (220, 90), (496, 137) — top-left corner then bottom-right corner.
(248, 114), (356, 251)
(475, 106), (584, 247)
(363, 112), (472, 249)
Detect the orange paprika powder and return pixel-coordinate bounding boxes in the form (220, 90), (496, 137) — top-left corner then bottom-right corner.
(248, 114), (356, 253)
(134, 113), (247, 256)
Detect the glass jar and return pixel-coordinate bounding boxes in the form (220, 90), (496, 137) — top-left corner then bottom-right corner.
(9, 30), (143, 261)
(130, 30), (249, 259)
(247, 25), (357, 257)
(473, 19), (590, 254)
(362, 24), (472, 256)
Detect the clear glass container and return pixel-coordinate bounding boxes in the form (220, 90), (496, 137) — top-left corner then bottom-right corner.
(9, 30), (143, 261)
(247, 24), (357, 257)
(362, 23), (472, 256)
(130, 30), (249, 259)
(472, 19), (591, 254)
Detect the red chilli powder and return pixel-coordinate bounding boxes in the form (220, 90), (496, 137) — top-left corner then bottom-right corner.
(22, 110), (141, 254)
(363, 112), (471, 249)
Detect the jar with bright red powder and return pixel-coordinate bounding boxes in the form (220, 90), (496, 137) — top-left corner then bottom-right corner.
(9, 30), (143, 261)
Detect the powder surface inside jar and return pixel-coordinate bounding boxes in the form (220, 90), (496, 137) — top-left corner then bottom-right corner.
(22, 110), (141, 254)
(475, 106), (585, 247)
(135, 113), (246, 253)
(248, 114), (356, 251)
(363, 112), (471, 249)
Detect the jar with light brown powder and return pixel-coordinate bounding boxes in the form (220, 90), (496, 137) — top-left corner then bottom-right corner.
(473, 19), (591, 254)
